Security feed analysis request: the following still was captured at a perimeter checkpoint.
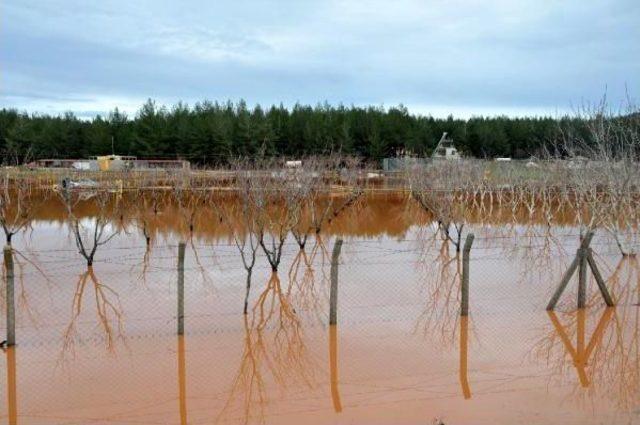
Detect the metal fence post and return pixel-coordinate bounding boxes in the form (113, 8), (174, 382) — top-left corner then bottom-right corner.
(461, 233), (475, 317)
(4, 246), (15, 346)
(177, 242), (186, 335)
(329, 238), (344, 326)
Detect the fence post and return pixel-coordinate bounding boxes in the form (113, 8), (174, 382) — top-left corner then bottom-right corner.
(329, 238), (344, 326)
(585, 250), (615, 307)
(546, 255), (581, 310)
(547, 231), (595, 311)
(4, 246), (15, 346)
(461, 233), (475, 317)
(177, 242), (186, 336)
(577, 246), (588, 309)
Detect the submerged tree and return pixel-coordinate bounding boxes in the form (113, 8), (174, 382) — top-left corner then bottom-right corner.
(219, 160), (261, 314)
(290, 155), (364, 249)
(409, 160), (482, 252)
(58, 186), (120, 267)
(242, 158), (306, 272)
(552, 94), (640, 255)
(0, 171), (46, 245)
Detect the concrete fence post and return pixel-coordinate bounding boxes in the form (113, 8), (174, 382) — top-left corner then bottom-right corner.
(461, 233), (475, 317)
(177, 242), (186, 335)
(329, 238), (344, 326)
(4, 246), (15, 346)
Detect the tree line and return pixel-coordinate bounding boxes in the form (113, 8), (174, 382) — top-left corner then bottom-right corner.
(0, 99), (605, 165)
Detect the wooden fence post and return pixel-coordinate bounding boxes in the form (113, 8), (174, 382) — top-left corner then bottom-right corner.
(177, 242), (186, 335)
(577, 246), (588, 309)
(585, 250), (614, 307)
(329, 238), (344, 326)
(4, 246), (15, 346)
(547, 231), (614, 310)
(546, 255), (581, 310)
(461, 234), (475, 317)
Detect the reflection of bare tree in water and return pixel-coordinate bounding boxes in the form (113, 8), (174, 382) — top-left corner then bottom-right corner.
(61, 267), (125, 359)
(518, 226), (568, 285)
(217, 272), (316, 425)
(130, 190), (163, 286)
(217, 314), (267, 425)
(497, 225), (571, 287)
(415, 229), (463, 344)
(606, 255), (640, 306)
(0, 248), (54, 326)
(287, 235), (332, 322)
(169, 177), (215, 288)
(131, 241), (153, 288)
(593, 255), (640, 408)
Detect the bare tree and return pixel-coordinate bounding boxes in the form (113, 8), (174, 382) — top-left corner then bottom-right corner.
(0, 171), (45, 245)
(548, 94), (639, 251)
(245, 158), (305, 272)
(290, 156), (364, 249)
(58, 186), (120, 267)
(409, 160), (482, 252)
(219, 159), (261, 314)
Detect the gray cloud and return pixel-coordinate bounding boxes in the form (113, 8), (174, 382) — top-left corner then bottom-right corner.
(2, 0), (638, 118)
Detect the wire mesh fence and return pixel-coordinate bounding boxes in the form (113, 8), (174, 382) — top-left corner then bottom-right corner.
(1, 227), (639, 424)
(1, 230), (637, 347)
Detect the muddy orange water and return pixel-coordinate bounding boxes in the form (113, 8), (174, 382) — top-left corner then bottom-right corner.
(1, 196), (640, 425)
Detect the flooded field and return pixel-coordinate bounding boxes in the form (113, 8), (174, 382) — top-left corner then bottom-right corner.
(1, 194), (640, 425)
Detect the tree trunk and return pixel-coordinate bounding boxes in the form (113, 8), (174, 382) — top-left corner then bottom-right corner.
(243, 269), (252, 315)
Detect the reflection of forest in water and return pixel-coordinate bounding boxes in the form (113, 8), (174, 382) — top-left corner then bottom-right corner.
(1, 192), (640, 424)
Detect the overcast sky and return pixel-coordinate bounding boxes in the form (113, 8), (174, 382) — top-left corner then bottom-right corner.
(2, 0), (639, 118)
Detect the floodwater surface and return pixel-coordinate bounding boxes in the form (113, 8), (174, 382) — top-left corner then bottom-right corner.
(1, 197), (639, 425)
